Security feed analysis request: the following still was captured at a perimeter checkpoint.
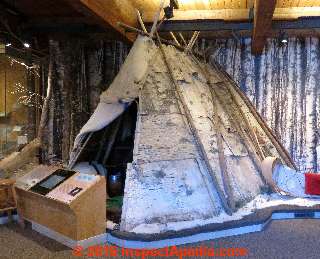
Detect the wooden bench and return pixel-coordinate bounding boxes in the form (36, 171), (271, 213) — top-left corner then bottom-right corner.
(0, 179), (16, 222)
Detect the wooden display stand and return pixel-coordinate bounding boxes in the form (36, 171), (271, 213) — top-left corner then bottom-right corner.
(15, 166), (106, 242)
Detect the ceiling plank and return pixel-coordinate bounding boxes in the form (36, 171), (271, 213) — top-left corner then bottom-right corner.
(311, 0), (320, 6)
(143, 9), (250, 22)
(239, 0), (247, 8)
(276, 0), (286, 8)
(247, 0), (255, 8)
(252, 0), (277, 54)
(131, 0), (158, 11)
(223, 0), (234, 8)
(291, 0), (301, 7)
(202, 0), (212, 9)
(298, 0), (316, 6)
(274, 7), (320, 19)
(193, 0), (206, 9)
(142, 7), (320, 22)
(66, 0), (138, 42)
(209, 0), (225, 9)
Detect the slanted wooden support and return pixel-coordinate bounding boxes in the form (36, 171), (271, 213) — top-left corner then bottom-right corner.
(149, 0), (165, 38)
(212, 61), (297, 170)
(186, 31), (197, 51)
(220, 67), (297, 170)
(102, 117), (123, 165)
(68, 132), (93, 169)
(156, 32), (233, 216)
(178, 33), (187, 46)
(169, 32), (181, 47)
(190, 55), (267, 186)
(221, 82), (265, 162)
(117, 22), (185, 52)
(252, 0), (277, 55)
(186, 31), (200, 52)
(136, 9), (147, 34)
(207, 115), (236, 212)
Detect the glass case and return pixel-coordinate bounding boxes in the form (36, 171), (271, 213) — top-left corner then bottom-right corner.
(0, 56), (36, 159)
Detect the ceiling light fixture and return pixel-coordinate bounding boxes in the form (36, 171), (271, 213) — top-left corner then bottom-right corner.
(164, 0), (180, 19)
(279, 31), (288, 46)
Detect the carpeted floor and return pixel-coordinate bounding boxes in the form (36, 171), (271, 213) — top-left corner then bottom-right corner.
(0, 219), (319, 259)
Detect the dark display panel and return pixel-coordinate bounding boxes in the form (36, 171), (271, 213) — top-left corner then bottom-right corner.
(30, 169), (76, 195)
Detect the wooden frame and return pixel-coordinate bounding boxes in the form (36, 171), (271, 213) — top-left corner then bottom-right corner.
(0, 179), (16, 222)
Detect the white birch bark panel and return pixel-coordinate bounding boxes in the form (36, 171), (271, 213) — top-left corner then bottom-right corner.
(120, 159), (220, 232)
(133, 113), (198, 164)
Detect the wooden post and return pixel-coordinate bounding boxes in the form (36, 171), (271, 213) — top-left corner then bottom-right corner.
(156, 32), (233, 215)
(169, 32), (181, 47)
(178, 33), (187, 46)
(214, 62), (297, 170)
(149, 0), (165, 38)
(117, 22), (185, 51)
(186, 31), (200, 52)
(136, 9), (148, 34)
(207, 115), (236, 212)
(252, 0), (277, 54)
(0, 179), (16, 223)
(190, 55), (267, 185)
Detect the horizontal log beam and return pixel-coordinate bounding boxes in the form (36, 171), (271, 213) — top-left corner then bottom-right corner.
(142, 7), (320, 22)
(154, 20), (253, 32)
(154, 17), (320, 32)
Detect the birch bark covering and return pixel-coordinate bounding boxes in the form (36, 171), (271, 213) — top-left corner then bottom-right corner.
(212, 37), (320, 172)
(70, 36), (312, 233)
(44, 39), (129, 163)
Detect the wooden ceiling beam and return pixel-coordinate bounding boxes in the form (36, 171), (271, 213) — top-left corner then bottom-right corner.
(274, 7), (320, 20)
(66, 0), (138, 42)
(252, 0), (277, 55)
(143, 9), (250, 22)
